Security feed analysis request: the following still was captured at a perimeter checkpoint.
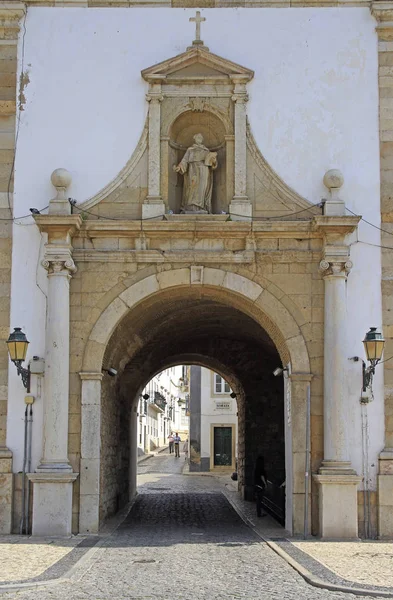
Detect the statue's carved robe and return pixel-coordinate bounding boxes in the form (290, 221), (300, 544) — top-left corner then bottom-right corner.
(177, 143), (217, 213)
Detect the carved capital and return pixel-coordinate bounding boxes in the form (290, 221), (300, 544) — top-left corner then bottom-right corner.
(231, 94), (249, 104)
(319, 259), (352, 278)
(146, 94), (164, 104)
(42, 256), (77, 276)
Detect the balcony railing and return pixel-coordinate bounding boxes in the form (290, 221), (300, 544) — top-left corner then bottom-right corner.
(152, 391), (167, 412)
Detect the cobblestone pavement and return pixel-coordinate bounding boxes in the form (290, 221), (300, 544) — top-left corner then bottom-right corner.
(0, 537), (81, 583)
(0, 455), (385, 599)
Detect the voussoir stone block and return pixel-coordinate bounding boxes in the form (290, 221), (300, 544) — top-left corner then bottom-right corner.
(156, 268), (190, 289)
(119, 274), (159, 308)
(81, 340), (106, 373)
(222, 271), (262, 301)
(203, 267), (226, 287)
(255, 290), (300, 340)
(286, 335), (310, 371)
(89, 297), (128, 345)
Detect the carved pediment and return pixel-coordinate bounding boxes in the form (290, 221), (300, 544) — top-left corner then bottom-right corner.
(77, 14), (314, 221)
(142, 48), (254, 84)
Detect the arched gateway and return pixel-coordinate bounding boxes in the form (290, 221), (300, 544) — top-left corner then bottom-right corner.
(27, 202), (362, 541)
(79, 267), (311, 535)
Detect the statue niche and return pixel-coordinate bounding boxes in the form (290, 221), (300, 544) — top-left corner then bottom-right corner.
(168, 111), (227, 215)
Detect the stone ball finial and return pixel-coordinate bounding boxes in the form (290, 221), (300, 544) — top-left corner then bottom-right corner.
(51, 168), (72, 190)
(323, 169), (344, 190)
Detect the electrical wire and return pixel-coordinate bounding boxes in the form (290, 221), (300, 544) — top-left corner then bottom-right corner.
(346, 206), (393, 238)
(376, 353), (393, 366)
(0, 205), (49, 222)
(68, 199), (323, 222)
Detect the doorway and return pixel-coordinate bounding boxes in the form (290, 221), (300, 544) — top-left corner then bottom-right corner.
(212, 425), (234, 469)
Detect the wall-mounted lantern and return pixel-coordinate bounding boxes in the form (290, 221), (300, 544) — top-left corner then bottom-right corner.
(361, 327), (385, 393)
(6, 328), (31, 393)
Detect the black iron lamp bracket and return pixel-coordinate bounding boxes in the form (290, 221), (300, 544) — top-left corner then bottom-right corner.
(350, 356), (375, 395)
(14, 360), (31, 393)
(362, 361), (374, 393)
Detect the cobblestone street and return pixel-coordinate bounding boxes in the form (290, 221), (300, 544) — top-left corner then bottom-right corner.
(0, 454), (384, 599)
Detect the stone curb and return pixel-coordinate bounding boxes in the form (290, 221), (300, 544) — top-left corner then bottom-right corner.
(265, 540), (393, 599)
(223, 493), (393, 599)
(137, 444), (169, 464)
(0, 501), (135, 595)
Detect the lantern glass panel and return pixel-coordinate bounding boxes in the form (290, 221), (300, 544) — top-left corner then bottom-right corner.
(6, 328), (29, 362)
(7, 339), (28, 361)
(363, 337), (385, 363)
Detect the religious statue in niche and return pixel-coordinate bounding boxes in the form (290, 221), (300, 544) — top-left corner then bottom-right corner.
(174, 133), (218, 213)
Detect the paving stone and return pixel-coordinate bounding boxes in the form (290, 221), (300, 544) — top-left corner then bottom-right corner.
(0, 455), (379, 599)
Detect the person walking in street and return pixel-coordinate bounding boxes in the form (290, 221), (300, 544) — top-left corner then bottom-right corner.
(183, 438), (189, 462)
(173, 432), (181, 458)
(168, 433), (174, 454)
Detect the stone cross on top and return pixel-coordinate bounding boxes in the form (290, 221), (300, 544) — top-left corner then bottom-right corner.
(188, 11), (209, 51)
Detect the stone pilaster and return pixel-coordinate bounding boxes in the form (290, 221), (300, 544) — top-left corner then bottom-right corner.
(143, 82), (165, 219)
(79, 372), (102, 535)
(29, 215), (82, 536)
(230, 76), (252, 220)
(371, 1), (393, 539)
(0, 1), (26, 535)
(313, 216), (362, 539)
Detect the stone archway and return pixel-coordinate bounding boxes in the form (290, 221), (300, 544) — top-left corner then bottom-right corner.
(79, 267), (311, 536)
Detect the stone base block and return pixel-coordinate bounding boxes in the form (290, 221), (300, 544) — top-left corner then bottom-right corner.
(0, 448), (13, 534)
(0, 472), (12, 534)
(323, 200), (345, 217)
(313, 473), (361, 539)
(229, 200), (252, 221)
(378, 451), (393, 538)
(142, 201), (165, 220)
(79, 493), (99, 535)
(28, 472), (78, 537)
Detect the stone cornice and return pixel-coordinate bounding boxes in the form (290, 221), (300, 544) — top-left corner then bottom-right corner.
(371, 1), (393, 40)
(22, 0), (370, 5)
(28, 472), (79, 484)
(33, 215), (83, 237)
(0, 3), (26, 20)
(313, 215), (361, 236)
(80, 219), (324, 239)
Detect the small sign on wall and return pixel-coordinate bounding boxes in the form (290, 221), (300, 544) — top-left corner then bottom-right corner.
(215, 401), (231, 410)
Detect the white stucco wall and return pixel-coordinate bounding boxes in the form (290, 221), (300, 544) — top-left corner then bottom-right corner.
(200, 368), (237, 462)
(8, 6), (383, 486)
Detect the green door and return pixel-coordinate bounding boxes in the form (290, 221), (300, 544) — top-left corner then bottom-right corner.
(213, 427), (232, 466)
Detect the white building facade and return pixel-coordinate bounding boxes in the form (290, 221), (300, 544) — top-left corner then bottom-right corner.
(189, 367), (237, 472)
(0, 0), (391, 540)
(138, 366), (189, 454)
